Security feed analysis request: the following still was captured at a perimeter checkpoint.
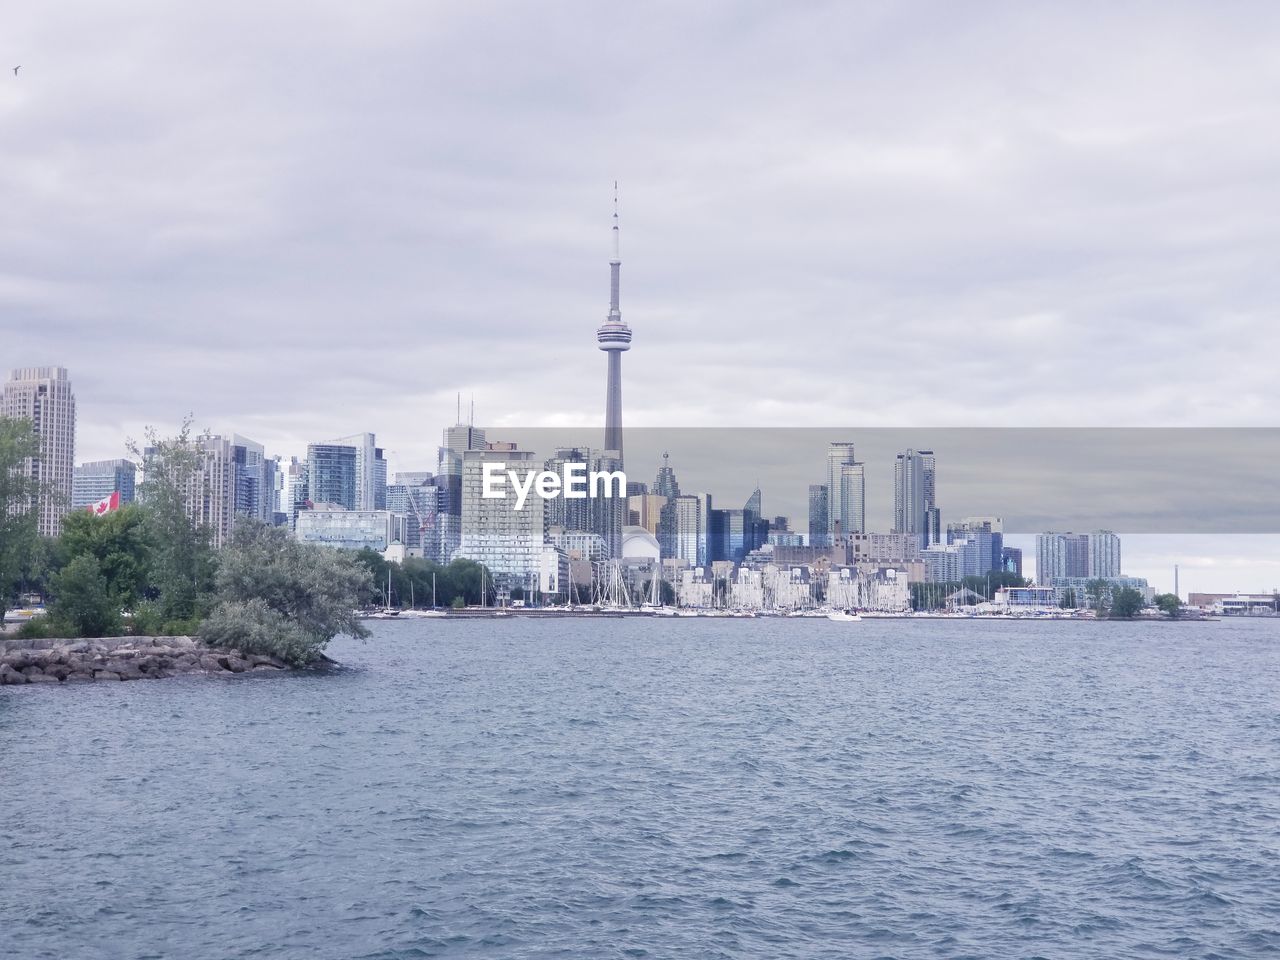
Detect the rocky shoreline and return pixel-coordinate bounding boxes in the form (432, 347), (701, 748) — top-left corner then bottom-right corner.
(0, 636), (290, 685)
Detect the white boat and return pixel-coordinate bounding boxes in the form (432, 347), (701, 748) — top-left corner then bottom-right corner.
(827, 610), (862, 622)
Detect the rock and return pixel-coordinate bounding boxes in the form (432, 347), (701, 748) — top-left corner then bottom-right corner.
(93, 670), (122, 681)
(45, 664), (71, 680)
(21, 665), (45, 677)
(251, 662), (284, 671)
(198, 655), (227, 672)
(65, 671), (95, 682)
(0, 664), (27, 684)
(223, 657), (248, 673)
(27, 672), (60, 683)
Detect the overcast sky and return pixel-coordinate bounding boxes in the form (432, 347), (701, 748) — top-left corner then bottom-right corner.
(3, 3), (1279, 591)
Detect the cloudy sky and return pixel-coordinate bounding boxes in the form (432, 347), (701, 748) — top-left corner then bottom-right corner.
(4, 2), (1279, 591)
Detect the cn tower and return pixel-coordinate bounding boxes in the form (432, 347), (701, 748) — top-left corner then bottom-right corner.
(597, 183), (632, 462)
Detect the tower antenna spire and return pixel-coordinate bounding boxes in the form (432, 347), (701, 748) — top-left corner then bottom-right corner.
(597, 180), (632, 462)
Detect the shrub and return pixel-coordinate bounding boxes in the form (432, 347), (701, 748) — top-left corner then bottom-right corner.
(198, 523), (372, 665)
(50, 554), (122, 637)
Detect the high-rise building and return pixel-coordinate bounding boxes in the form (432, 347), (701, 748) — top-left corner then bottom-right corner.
(1036, 532), (1090, 584)
(543, 446), (625, 559)
(808, 484), (829, 548)
(2, 367), (76, 537)
(306, 443), (358, 509)
(1088, 530), (1122, 578)
(825, 442), (857, 544)
(1001, 547), (1024, 578)
(280, 456), (308, 530)
(72, 459), (136, 510)
(836, 462), (866, 541)
(437, 417), (488, 563)
(331, 433), (386, 511)
(947, 517), (1004, 575)
(386, 475), (441, 558)
(894, 448), (939, 548)
(455, 447), (546, 590)
(653, 452), (680, 500)
(661, 494), (707, 567)
(597, 185), (632, 462)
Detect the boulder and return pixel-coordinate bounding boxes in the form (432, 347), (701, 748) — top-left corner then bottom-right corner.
(93, 670), (122, 681)
(20, 665), (45, 678)
(0, 664), (26, 685)
(27, 672), (60, 683)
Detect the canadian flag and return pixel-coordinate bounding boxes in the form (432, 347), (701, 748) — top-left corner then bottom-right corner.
(87, 491), (121, 517)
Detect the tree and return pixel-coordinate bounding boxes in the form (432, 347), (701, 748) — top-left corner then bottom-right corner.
(1059, 587), (1078, 609)
(57, 505), (151, 611)
(0, 417), (42, 612)
(1086, 578), (1112, 615)
(50, 554), (122, 637)
(1110, 586), (1146, 619)
(200, 522), (374, 665)
(961, 571), (1029, 601)
(128, 419), (216, 627)
(1154, 593), (1181, 618)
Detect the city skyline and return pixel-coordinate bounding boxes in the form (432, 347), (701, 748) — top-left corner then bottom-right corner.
(4, 4), (1280, 594)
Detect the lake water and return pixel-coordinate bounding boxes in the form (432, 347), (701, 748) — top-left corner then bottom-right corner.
(3, 617), (1279, 959)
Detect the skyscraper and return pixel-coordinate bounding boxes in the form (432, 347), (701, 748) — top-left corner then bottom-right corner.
(437, 414), (488, 563)
(306, 444), (358, 509)
(1036, 532), (1090, 583)
(2, 367), (76, 537)
(894, 448), (939, 548)
(331, 433), (387, 511)
(455, 447), (545, 589)
(824, 442), (864, 543)
(1087, 530), (1122, 578)
(597, 184), (632, 461)
(808, 484), (829, 548)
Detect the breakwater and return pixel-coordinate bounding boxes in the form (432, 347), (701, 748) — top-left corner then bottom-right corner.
(0, 635), (289, 685)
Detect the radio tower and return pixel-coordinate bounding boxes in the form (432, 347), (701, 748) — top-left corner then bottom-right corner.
(597, 182), (632, 462)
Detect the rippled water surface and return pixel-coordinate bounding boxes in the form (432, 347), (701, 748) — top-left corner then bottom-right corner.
(4, 617), (1280, 959)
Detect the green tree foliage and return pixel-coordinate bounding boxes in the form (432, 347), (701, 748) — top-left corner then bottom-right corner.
(128, 419), (216, 624)
(1086, 578), (1112, 615)
(57, 505), (151, 610)
(1154, 593), (1181, 618)
(0, 416), (42, 610)
(200, 522), (373, 665)
(352, 550), (494, 608)
(50, 554), (122, 637)
(1110, 586), (1146, 619)
(1059, 587), (1078, 609)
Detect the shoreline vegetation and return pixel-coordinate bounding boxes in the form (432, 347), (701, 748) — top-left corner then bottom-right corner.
(1, 420), (378, 667)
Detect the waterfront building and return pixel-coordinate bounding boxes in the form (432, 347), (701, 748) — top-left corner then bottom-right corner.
(1052, 576), (1152, 606)
(2, 366), (76, 537)
(661, 494), (707, 567)
(1036, 532), (1090, 583)
(454, 447), (545, 589)
(1088, 530), (1122, 578)
(894, 448), (939, 548)
(808, 484), (829, 548)
(845, 532), (922, 565)
(280, 456), (308, 530)
(296, 505), (403, 552)
(994, 586), (1058, 608)
(71, 459), (136, 510)
(597, 185), (632, 462)
(548, 526), (610, 563)
(824, 442), (859, 544)
(921, 544), (961, 583)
